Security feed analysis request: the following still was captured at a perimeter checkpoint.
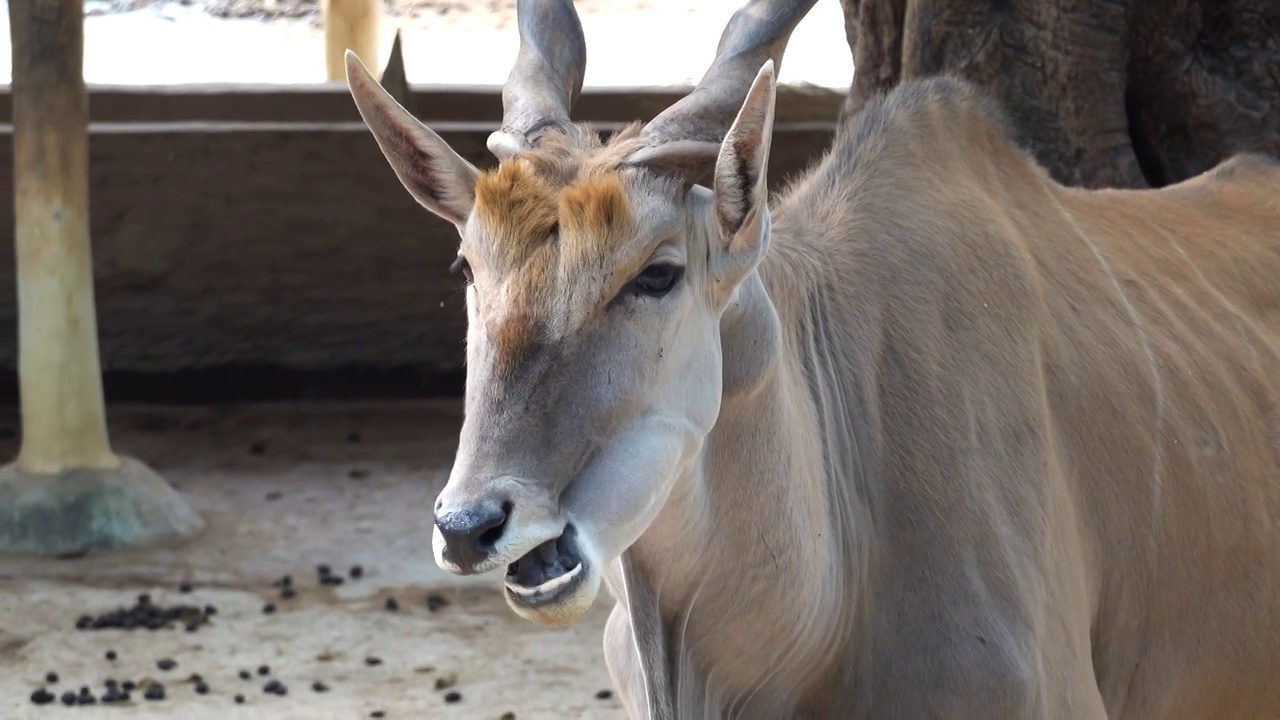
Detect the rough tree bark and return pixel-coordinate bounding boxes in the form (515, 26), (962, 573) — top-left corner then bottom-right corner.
(0, 0), (203, 555)
(837, 0), (1280, 189)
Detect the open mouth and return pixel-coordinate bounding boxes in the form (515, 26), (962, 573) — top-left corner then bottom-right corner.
(503, 524), (586, 606)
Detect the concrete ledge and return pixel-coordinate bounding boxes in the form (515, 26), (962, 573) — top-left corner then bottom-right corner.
(0, 82), (846, 124)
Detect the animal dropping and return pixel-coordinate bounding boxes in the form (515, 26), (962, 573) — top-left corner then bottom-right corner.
(101, 686), (130, 703)
(77, 596), (208, 632)
(263, 679), (288, 696)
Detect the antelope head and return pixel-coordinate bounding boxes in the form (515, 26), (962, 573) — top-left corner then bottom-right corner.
(346, 0), (815, 626)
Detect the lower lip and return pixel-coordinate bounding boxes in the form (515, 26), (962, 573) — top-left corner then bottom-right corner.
(504, 562), (587, 607)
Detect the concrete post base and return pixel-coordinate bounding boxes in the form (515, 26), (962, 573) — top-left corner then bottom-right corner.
(0, 456), (204, 556)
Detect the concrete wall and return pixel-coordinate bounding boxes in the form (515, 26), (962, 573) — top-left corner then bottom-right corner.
(0, 84), (841, 401)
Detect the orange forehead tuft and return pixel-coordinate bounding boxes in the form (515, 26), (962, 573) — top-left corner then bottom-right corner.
(473, 160), (558, 249)
(471, 147), (643, 379)
(559, 172), (633, 238)
(472, 156), (635, 264)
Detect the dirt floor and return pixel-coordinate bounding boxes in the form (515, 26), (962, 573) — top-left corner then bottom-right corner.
(0, 401), (621, 719)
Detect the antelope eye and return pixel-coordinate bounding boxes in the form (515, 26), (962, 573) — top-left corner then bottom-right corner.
(629, 263), (684, 298)
(450, 255), (474, 284)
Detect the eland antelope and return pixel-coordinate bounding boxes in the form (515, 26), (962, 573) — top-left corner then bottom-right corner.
(345, 0), (1280, 716)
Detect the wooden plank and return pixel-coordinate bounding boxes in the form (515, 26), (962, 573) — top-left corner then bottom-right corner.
(0, 121), (836, 377)
(0, 82), (845, 125)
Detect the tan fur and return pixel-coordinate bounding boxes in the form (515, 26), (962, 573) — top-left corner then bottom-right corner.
(323, 0), (379, 82)
(560, 172), (634, 241)
(603, 79), (1280, 718)
(469, 126), (648, 375)
(490, 303), (544, 383)
(474, 126), (646, 258)
(474, 160), (560, 262)
(487, 81), (1280, 717)
(353, 41), (1280, 712)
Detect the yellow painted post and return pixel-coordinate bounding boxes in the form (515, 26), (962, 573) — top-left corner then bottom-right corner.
(324, 0), (380, 82)
(1, 0), (204, 555)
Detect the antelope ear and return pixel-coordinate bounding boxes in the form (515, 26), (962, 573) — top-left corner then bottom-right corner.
(346, 50), (480, 230)
(707, 61), (776, 290)
(713, 60), (776, 244)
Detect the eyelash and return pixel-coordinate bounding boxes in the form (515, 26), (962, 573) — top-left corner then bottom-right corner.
(450, 255), (473, 284)
(626, 262), (684, 298)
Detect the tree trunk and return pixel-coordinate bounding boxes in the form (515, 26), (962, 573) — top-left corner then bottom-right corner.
(837, 0), (1280, 189)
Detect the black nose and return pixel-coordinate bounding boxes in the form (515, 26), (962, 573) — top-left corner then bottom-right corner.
(435, 500), (510, 570)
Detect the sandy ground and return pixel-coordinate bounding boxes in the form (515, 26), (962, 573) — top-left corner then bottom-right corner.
(0, 401), (622, 719)
(0, 0), (853, 88)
